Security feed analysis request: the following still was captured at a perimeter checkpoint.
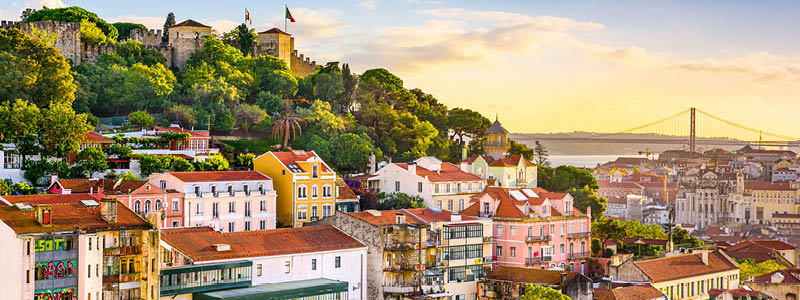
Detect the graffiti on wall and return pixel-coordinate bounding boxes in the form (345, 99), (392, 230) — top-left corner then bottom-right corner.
(35, 260), (77, 280)
(34, 287), (75, 300)
(35, 238), (71, 252)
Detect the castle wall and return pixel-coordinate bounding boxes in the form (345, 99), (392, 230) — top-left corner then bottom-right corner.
(170, 37), (205, 70)
(290, 49), (318, 78)
(3, 20), (82, 64)
(129, 28), (163, 47)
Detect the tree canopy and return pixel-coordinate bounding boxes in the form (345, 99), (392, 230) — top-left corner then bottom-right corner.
(519, 285), (571, 300)
(25, 6), (118, 43)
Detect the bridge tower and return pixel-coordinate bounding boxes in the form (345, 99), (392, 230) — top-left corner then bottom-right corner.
(690, 107), (696, 152)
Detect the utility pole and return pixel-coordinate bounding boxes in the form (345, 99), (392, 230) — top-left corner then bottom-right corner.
(690, 107), (696, 153)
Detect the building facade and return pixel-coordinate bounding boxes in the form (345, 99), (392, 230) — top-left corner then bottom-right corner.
(253, 150), (338, 227)
(148, 171), (277, 231)
(477, 266), (593, 300)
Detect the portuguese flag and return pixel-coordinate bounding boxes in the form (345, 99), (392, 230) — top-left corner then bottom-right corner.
(286, 6), (296, 23)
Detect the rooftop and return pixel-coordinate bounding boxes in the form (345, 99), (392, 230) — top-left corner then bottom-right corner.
(745, 181), (795, 191)
(484, 119), (508, 134)
(404, 208), (478, 223)
(161, 225), (365, 262)
(267, 151), (333, 173)
(258, 27), (289, 35)
(169, 171), (271, 183)
(84, 132), (113, 143)
(0, 199), (151, 234)
(348, 210), (425, 227)
(487, 266), (578, 285)
(394, 161), (482, 182)
(594, 285), (665, 300)
(170, 19), (211, 28)
(53, 178), (161, 195)
(154, 126), (209, 137)
(633, 251), (738, 283)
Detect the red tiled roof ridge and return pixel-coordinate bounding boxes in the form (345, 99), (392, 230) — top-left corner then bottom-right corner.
(168, 170), (271, 182)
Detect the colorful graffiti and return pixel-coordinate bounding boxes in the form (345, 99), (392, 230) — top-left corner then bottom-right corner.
(35, 260), (77, 280)
(34, 287), (75, 300)
(35, 238), (71, 252)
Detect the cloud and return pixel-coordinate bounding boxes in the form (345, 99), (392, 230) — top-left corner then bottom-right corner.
(358, 0), (378, 10)
(1, 0), (65, 21)
(205, 19), (239, 34)
(257, 8), (346, 40)
(666, 52), (800, 81)
(416, 8), (604, 30)
(106, 15), (166, 29)
(581, 44), (670, 68)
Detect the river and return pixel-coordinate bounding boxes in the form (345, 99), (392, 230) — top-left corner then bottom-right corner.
(548, 154), (649, 168)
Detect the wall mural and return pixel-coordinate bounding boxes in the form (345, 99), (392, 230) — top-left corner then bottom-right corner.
(34, 287), (75, 300)
(35, 238), (71, 252)
(35, 260), (77, 280)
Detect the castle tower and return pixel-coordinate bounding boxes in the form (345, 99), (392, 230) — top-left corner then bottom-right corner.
(168, 19), (212, 70)
(257, 28), (293, 69)
(483, 116), (510, 160)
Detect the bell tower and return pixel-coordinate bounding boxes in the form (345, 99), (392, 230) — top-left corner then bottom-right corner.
(483, 116), (510, 160)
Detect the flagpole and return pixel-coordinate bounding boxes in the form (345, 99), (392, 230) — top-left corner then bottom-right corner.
(284, 4), (287, 32)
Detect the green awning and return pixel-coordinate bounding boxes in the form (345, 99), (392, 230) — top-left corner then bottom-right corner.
(193, 278), (348, 300)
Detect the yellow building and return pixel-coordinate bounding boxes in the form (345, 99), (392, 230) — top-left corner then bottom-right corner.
(745, 181), (799, 224)
(253, 150), (337, 227)
(483, 118), (510, 160)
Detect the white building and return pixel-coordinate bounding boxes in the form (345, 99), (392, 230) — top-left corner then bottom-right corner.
(160, 225), (368, 299)
(368, 157), (486, 210)
(149, 171), (278, 232)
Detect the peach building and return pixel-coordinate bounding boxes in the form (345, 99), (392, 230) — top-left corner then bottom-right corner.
(462, 187), (592, 273)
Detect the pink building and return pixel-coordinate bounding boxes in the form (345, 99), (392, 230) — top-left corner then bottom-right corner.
(462, 187), (592, 274)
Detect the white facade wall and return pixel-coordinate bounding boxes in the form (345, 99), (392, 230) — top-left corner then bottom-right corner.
(374, 164), (434, 204)
(0, 221), (30, 300)
(78, 233), (104, 300)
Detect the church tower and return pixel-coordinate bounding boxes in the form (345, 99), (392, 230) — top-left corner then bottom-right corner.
(483, 116), (510, 160)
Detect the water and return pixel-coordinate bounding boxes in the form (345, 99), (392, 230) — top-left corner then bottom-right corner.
(547, 154), (648, 168)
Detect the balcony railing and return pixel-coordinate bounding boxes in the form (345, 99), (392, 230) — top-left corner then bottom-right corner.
(568, 232), (591, 239)
(525, 235), (551, 243)
(383, 262), (421, 272)
(483, 236), (495, 243)
(103, 245), (141, 256)
(383, 284), (416, 294)
(568, 252), (590, 259)
(525, 256), (552, 264)
(120, 272), (141, 283)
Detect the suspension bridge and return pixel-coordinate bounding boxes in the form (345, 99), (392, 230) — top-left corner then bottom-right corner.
(512, 108), (800, 151)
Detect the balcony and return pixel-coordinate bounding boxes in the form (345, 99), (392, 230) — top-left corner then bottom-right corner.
(383, 262), (421, 272)
(568, 252), (590, 259)
(383, 284), (416, 294)
(525, 256), (552, 264)
(483, 236), (495, 243)
(120, 272), (141, 283)
(385, 238), (422, 251)
(568, 232), (591, 239)
(103, 245), (142, 256)
(310, 216), (319, 222)
(525, 235), (551, 243)
(160, 261), (252, 297)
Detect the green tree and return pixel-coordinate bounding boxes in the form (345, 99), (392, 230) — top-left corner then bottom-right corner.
(234, 104), (267, 133)
(120, 171), (139, 180)
(128, 110), (155, 128)
(75, 146), (108, 176)
(448, 108), (490, 145)
(330, 133), (382, 174)
(508, 139), (534, 161)
(591, 217), (626, 247)
(534, 141), (550, 166)
(195, 154), (229, 171)
(296, 100), (346, 134)
(99, 40), (167, 67)
(255, 91), (283, 115)
(569, 185), (607, 219)
(0, 28), (76, 107)
(313, 72), (344, 103)
(167, 104), (201, 128)
(519, 284), (571, 300)
(0, 180), (9, 195)
(25, 6), (118, 42)
(40, 102), (93, 158)
(234, 153), (256, 170)
(221, 23), (257, 55)
(244, 54), (298, 98)
(10, 182), (37, 195)
(123, 62), (175, 110)
(272, 110), (304, 149)
(0, 99), (41, 166)
(340, 63), (358, 113)
(380, 192), (425, 210)
(387, 112), (438, 160)
(113, 22), (148, 41)
(103, 143), (133, 159)
(189, 77), (240, 107)
(738, 259), (786, 282)
(162, 12), (175, 44)
(361, 68), (403, 91)
(538, 165), (599, 193)
(80, 19), (114, 45)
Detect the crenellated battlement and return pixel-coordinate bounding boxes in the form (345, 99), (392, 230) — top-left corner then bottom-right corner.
(291, 49), (318, 77)
(129, 28), (164, 47)
(1, 20), (21, 29)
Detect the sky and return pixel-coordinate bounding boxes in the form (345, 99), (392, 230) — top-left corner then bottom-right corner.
(3, 0), (800, 136)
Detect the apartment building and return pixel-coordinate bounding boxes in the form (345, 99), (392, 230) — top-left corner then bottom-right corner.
(0, 195), (160, 300)
(477, 266), (593, 300)
(611, 250), (739, 300)
(253, 150), (338, 227)
(746, 181), (799, 225)
(368, 156), (486, 211)
(148, 171), (277, 231)
(159, 225), (366, 299)
(462, 187), (592, 273)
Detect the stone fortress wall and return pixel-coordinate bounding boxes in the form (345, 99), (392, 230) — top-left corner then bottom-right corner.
(1, 19), (319, 76)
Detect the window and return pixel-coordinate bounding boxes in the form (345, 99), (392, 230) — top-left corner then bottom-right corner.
(244, 184), (249, 195)
(144, 200), (152, 216)
(298, 205), (307, 220)
(260, 220), (266, 230)
(212, 202), (219, 218)
(335, 256), (341, 268)
(160, 180), (166, 190)
(323, 185), (332, 198)
(435, 184), (440, 193)
(195, 203), (203, 216)
(228, 222), (235, 232)
(418, 182), (423, 193)
(510, 247), (516, 258)
(560, 243), (564, 254)
(496, 246), (502, 257)
(257, 264), (263, 276)
(312, 164), (319, 178)
(459, 199), (464, 211)
(245, 202), (251, 217)
(194, 186), (201, 197)
(298, 185), (307, 199)
(134, 201), (141, 215)
(89, 237), (92, 250)
(88, 264), (91, 278)
(171, 220), (179, 227)
(510, 225), (516, 236)
(228, 202), (235, 213)
(244, 221), (251, 231)
(155, 199), (162, 211)
(211, 185), (218, 197)
(448, 199), (453, 211)
(172, 199), (179, 212)
(323, 205), (332, 217)
(395, 181), (401, 192)
(437, 200), (442, 209)
(259, 184), (265, 195)
(312, 259), (317, 270)
(311, 205), (318, 219)
(312, 185), (319, 198)
(284, 261), (291, 273)
(496, 224), (503, 236)
(260, 200), (267, 212)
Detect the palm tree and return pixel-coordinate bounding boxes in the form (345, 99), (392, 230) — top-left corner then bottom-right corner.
(271, 100), (304, 149)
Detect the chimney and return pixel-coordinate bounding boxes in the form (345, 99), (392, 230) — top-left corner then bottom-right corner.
(395, 213), (406, 224)
(212, 244), (231, 251)
(408, 162), (417, 175)
(701, 251), (709, 265)
(100, 198), (118, 223)
(450, 213), (461, 222)
(97, 185), (104, 195)
(771, 272), (785, 284)
(461, 145), (468, 161)
(35, 205), (53, 227)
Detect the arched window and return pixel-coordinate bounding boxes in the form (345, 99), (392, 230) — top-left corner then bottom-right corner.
(144, 200), (152, 216)
(155, 199), (162, 211)
(134, 200), (141, 215)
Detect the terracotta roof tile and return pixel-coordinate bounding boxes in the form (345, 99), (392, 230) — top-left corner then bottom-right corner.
(84, 132), (113, 143)
(593, 288), (616, 300)
(633, 251), (738, 283)
(3, 193), (103, 205)
(404, 208), (478, 223)
(394, 162), (482, 182)
(0, 199), (151, 234)
(348, 210), (426, 227)
(161, 225), (365, 262)
(269, 151), (333, 173)
(169, 171), (270, 182)
(488, 266), (579, 285)
(55, 179), (153, 195)
(609, 285), (665, 300)
(752, 269), (800, 284)
(745, 181), (795, 191)
(258, 28), (289, 34)
(335, 179), (357, 200)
